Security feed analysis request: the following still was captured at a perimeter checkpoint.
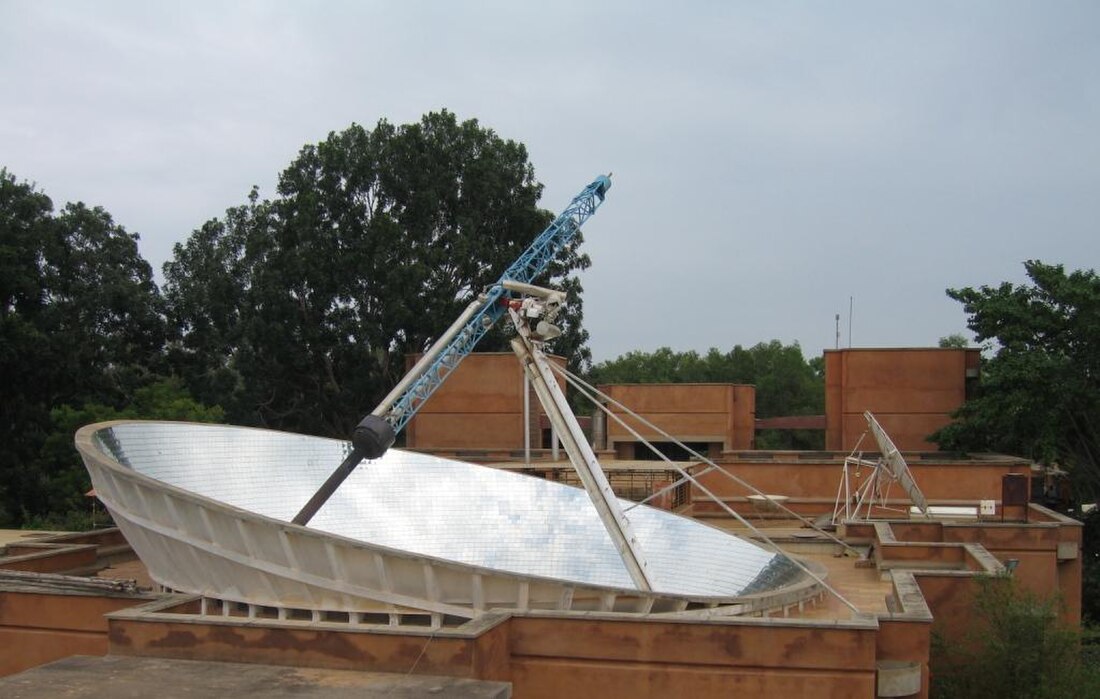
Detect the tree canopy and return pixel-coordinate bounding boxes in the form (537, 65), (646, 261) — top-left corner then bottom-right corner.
(932, 260), (1100, 501)
(587, 341), (825, 448)
(164, 111), (591, 439)
(1, 112), (594, 526)
(0, 169), (170, 525)
(938, 333), (970, 349)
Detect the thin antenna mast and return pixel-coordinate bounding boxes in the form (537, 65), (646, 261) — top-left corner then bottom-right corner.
(848, 296), (853, 347)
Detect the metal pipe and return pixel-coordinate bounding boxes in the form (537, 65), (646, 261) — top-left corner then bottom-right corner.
(501, 279), (565, 303)
(292, 447), (364, 525)
(523, 368), (531, 467)
(508, 310), (653, 591)
(372, 294), (488, 417)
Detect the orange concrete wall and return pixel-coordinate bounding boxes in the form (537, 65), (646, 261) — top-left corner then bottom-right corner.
(0, 592), (148, 676)
(600, 383), (756, 451)
(0, 529), (153, 676)
(876, 616), (932, 699)
(108, 613), (511, 680)
(0, 545), (98, 573)
(938, 515), (1082, 624)
(882, 511), (1082, 626)
(691, 456), (1032, 516)
(405, 352), (566, 450)
(914, 573), (982, 649)
(107, 604), (880, 698)
(508, 616), (877, 698)
(825, 348), (979, 451)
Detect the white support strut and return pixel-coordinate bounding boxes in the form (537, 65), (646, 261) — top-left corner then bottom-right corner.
(831, 411), (930, 524)
(508, 309), (654, 592)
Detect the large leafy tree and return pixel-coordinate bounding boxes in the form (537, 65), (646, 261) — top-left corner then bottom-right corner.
(0, 169), (55, 525)
(165, 111), (591, 438)
(0, 169), (167, 525)
(932, 261), (1100, 501)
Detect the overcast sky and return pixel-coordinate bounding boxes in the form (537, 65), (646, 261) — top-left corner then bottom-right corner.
(2, 1), (1097, 362)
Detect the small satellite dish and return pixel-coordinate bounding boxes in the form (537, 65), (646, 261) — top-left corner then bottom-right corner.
(864, 411), (929, 516)
(832, 412), (929, 523)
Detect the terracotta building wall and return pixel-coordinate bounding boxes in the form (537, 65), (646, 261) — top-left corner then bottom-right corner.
(599, 383), (756, 452)
(0, 530), (155, 677)
(825, 348), (980, 452)
(404, 352), (566, 450)
(505, 615), (879, 698)
(0, 591), (148, 676)
(935, 507), (1082, 624)
(103, 600), (882, 698)
(690, 455), (1033, 517)
(6, 514), (1083, 698)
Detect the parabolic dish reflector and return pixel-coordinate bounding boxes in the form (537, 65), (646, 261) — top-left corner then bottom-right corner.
(77, 421), (820, 618)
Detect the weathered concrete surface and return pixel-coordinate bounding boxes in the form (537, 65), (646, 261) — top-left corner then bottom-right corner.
(0, 531), (60, 547)
(0, 655), (511, 698)
(0, 572), (157, 677)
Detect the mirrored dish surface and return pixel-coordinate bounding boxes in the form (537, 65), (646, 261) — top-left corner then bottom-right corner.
(91, 422), (804, 597)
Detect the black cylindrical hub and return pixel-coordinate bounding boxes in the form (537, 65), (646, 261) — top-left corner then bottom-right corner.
(352, 414), (396, 460)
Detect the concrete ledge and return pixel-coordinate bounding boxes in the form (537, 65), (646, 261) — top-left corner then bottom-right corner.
(884, 572), (933, 621)
(0, 655), (512, 698)
(877, 659), (922, 697)
(0, 569), (154, 599)
(0, 528), (136, 577)
(0, 544), (101, 574)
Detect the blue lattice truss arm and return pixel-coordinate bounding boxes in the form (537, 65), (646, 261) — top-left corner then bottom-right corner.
(377, 174), (612, 436)
(292, 174), (611, 526)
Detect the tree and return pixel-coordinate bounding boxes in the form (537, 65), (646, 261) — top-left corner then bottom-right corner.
(0, 169), (168, 525)
(587, 346), (708, 384)
(932, 261), (1100, 501)
(165, 111), (591, 439)
(1083, 507), (1100, 625)
(33, 378), (223, 529)
(938, 333), (970, 348)
(0, 169), (56, 525)
(930, 575), (1100, 699)
(589, 341), (823, 416)
(587, 341), (825, 448)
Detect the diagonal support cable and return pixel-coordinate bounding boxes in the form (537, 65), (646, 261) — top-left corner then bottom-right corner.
(553, 365), (863, 617)
(558, 365), (859, 554)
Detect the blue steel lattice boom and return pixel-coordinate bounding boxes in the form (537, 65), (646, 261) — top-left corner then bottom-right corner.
(292, 174), (612, 525)
(376, 174), (611, 433)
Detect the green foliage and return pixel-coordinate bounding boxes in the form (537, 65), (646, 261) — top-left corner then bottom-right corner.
(930, 576), (1100, 699)
(938, 333), (970, 348)
(1083, 507), (1100, 625)
(589, 341), (824, 416)
(35, 378), (223, 523)
(19, 508), (101, 534)
(0, 169), (169, 526)
(164, 111), (589, 438)
(3, 112), (583, 524)
(0, 168), (55, 526)
(931, 261), (1100, 501)
(587, 341), (824, 448)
